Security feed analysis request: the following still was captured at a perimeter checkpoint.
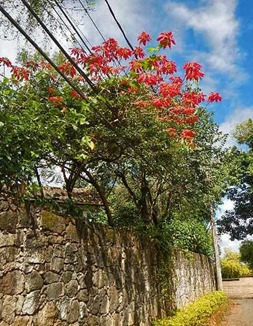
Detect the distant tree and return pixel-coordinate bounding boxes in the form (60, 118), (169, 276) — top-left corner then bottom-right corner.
(240, 240), (253, 269)
(217, 119), (253, 240)
(221, 248), (252, 279)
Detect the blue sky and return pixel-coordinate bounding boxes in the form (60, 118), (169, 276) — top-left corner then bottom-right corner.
(1, 0), (252, 251)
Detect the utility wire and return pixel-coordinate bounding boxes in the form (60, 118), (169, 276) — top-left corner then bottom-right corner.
(20, 0), (96, 92)
(79, 0), (106, 42)
(0, 4), (113, 128)
(104, 0), (135, 52)
(44, 0), (85, 50)
(54, 0), (92, 53)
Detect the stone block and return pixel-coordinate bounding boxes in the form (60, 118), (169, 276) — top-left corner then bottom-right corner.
(0, 271), (24, 295)
(0, 233), (16, 248)
(66, 280), (79, 297)
(61, 271), (72, 284)
(50, 258), (64, 273)
(44, 271), (60, 284)
(2, 295), (17, 324)
(77, 289), (88, 302)
(0, 211), (18, 233)
(67, 300), (79, 324)
(12, 316), (32, 326)
(25, 271), (43, 292)
(0, 247), (18, 265)
(34, 301), (58, 326)
(66, 223), (79, 242)
(22, 290), (40, 315)
(46, 282), (64, 300)
(40, 210), (66, 234)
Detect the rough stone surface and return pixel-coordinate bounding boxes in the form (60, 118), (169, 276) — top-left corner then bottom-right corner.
(0, 207), (215, 325)
(25, 271), (43, 292)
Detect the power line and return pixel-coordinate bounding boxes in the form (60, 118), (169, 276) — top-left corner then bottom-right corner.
(54, 0), (92, 54)
(20, 0), (96, 92)
(104, 0), (135, 52)
(44, 0), (85, 50)
(0, 4), (113, 128)
(78, 0), (106, 42)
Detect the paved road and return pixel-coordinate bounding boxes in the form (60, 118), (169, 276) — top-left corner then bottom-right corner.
(222, 277), (253, 326)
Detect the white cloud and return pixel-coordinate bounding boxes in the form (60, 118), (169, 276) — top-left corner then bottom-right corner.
(219, 233), (241, 256)
(77, 0), (148, 47)
(219, 107), (253, 147)
(164, 0), (244, 79)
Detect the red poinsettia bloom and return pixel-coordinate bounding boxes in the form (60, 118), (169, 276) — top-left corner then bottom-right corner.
(159, 59), (177, 75)
(157, 32), (176, 49)
(137, 72), (158, 86)
(116, 47), (132, 60)
(129, 60), (143, 73)
(58, 63), (76, 78)
(185, 116), (199, 124)
(133, 46), (145, 59)
(49, 96), (63, 107)
(159, 82), (181, 98)
(70, 90), (82, 99)
(207, 92), (222, 102)
(166, 127), (177, 137)
(11, 66), (30, 81)
(183, 62), (204, 81)
(182, 91), (205, 106)
(137, 32), (152, 46)
(0, 57), (12, 67)
(181, 129), (195, 139)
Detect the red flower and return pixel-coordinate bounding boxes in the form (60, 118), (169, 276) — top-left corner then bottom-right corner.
(70, 90), (82, 99)
(169, 76), (183, 85)
(137, 32), (152, 46)
(116, 47), (132, 60)
(137, 72), (158, 86)
(159, 82), (181, 98)
(159, 59), (177, 75)
(182, 91), (205, 106)
(129, 60), (143, 73)
(182, 107), (195, 115)
(152, 97), (171, 108)
(0, 57), (12, 67)
(25, 60), (39, 70)
(181, 129), (195, 139)
(11, 66), (30, 81)
(185, 116), (199, 124)
(166, 127), (177, 137)
(183, 62), (204, 81)
(133, 46), (145, 59)
(207, 92), (222, 102)
(59, 63), (76, 78)
(49, 96), (63, 107)
(157, 32), (175, 49)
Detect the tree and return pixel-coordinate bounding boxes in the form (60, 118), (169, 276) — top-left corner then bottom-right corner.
(217, 119), (253, 240)
(240, 240), (253, 269)
(221, 248), (252, 279)
(0, 31), (223, 232)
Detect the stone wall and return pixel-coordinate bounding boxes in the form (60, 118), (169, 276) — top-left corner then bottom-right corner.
(0, 207), (215, 326)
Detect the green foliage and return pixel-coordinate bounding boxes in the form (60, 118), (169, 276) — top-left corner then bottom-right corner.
(153, 291), (228, 326)
(137, 219), (213, 257)
(240, 240), (253, 269)
(218, 119), (253, 240)
(166, 219), (213, 256)
(220, 249), (253, 278)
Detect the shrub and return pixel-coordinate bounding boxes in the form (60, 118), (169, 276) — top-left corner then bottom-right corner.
(153, 291), (228, 326)
(221, 249), (253, 279)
